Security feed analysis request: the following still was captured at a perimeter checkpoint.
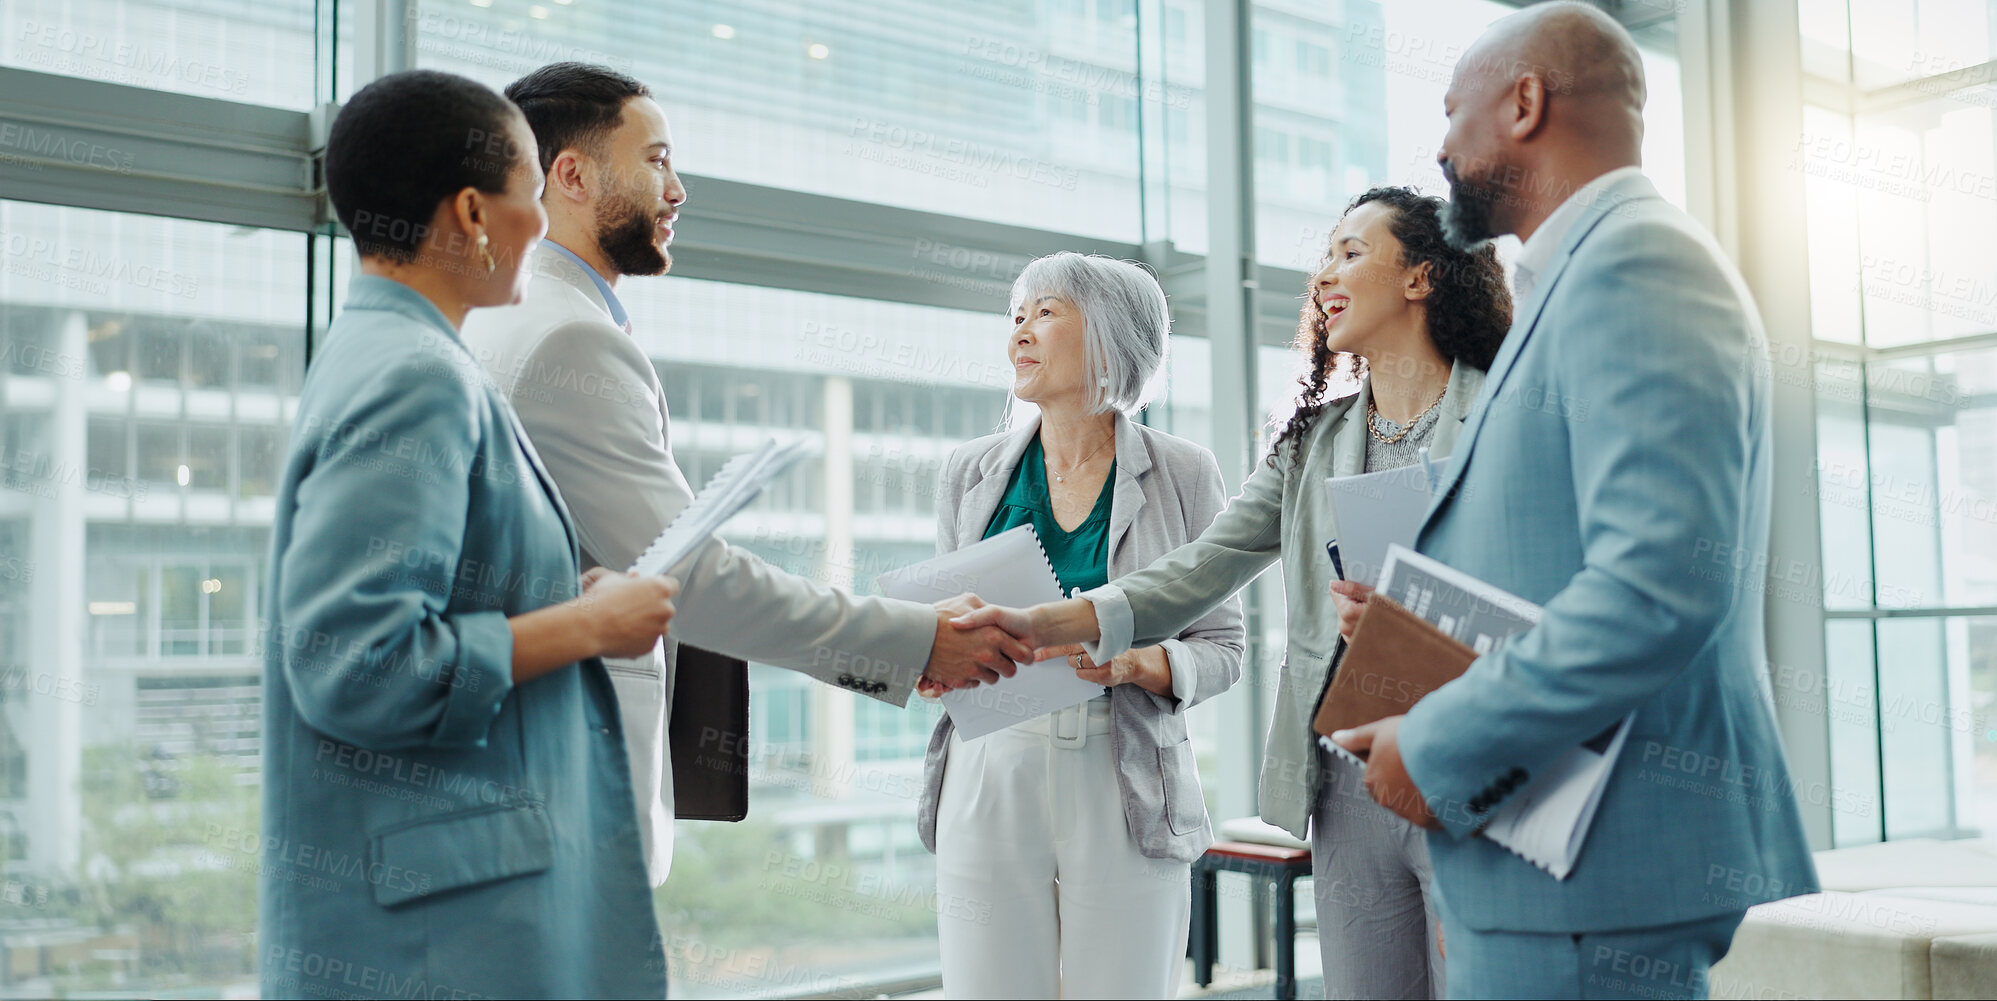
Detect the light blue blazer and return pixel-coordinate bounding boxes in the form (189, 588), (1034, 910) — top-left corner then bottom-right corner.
(1400, 173), (1820, 933)
(258, 276), (662, 998)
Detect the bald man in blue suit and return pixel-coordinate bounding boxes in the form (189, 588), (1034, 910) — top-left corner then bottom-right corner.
(1332, 5), (1820, 998)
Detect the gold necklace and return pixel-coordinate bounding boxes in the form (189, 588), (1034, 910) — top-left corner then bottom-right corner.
(1366, 388), (1447, 445)
(1048, 431), (1114, 483)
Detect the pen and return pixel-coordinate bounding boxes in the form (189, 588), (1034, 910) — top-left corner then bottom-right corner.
(1325, 539), (1345, 581)
(1418, 446), (1435, 491)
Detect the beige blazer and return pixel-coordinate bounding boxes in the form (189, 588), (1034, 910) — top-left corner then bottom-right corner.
(461, 248), (937, 884)
(1083, 362), (1483, 838)
(917, 412), (1246, 863)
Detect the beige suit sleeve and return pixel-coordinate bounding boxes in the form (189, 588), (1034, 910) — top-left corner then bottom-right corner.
(510, 320), (933, 705)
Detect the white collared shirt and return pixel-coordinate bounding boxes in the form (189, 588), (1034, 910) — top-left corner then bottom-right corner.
(1512, 165), (1645, 301)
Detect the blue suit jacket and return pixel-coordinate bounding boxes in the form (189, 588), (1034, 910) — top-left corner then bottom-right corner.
(258, 276), (663, 998)
(1401, 173), (1820, 933)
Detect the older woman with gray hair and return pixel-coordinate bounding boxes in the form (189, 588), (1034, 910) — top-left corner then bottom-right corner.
(917, 252), (1245, 998)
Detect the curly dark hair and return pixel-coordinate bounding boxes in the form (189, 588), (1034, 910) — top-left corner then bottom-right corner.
(1268, 185), (1512, 467)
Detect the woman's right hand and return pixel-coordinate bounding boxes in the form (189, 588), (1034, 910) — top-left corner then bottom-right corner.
(581, 570), (679, 659)
(1329, 579), (1373, 641)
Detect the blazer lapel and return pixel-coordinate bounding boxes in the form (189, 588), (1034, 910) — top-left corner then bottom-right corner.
(958, 418), (1040, 549)
(1418, 175), (1659, 533)
(1328, 379), (1370, 478)
(1427, 363), (1482, 461)
(1105, 413), (1152, 572)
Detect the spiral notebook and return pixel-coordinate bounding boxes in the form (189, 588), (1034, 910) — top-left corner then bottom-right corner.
(876, 525), (1105, 739)
(629, 438), (810, 578)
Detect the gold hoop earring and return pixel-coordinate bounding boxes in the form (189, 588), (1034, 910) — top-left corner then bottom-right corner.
(476, 233), (496, 274)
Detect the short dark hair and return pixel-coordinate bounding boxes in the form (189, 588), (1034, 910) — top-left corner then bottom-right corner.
(325, 70), (521, 263)
(505, 63), (652, 174)
(1269, 185), (1513, 466)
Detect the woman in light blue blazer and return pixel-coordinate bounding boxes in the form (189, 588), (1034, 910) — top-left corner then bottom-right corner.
(920, 253), (1245, 999)
(259, 71), (679, 1000)
(955, 189), (1512, 999)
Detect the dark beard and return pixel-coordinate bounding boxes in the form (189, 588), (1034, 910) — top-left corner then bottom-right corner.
(595, 187), (669, 277)
(1439, 158), (1498, 253)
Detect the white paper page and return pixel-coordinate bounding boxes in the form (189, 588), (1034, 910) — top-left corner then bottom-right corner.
(876, 526), (1105, 739)
(629, 438), (809, 577)
(1325, 459), (1451, 586)
(1479, 716), (1633, 879)
(1318, 734), (1367, 767)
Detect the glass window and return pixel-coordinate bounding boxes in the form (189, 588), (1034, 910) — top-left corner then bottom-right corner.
(1802, 1), (1997, 847)
(0, 0), (317, 108)
(0, 200), (301, 997)
(1847, 0), (1995, 90)
(628, 276), (1006, 991)
(1247, 1), (1688, 270)
(416, 1), (1146, 241)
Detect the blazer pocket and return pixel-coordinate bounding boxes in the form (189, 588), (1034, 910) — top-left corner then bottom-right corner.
(1157, 737), (1205, 837)
(368, 803), (553, 908)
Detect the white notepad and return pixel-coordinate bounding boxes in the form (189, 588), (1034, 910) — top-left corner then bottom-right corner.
(629, 438), (810, 578)
(1323, 458), (1452, 587)
(876, 526), (1105, 739)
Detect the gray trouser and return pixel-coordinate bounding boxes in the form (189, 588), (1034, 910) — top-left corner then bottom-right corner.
(1311, 747), (1444, 1000)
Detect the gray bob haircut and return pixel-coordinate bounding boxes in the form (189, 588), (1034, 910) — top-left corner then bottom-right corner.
(1008, 252), (1170, 416)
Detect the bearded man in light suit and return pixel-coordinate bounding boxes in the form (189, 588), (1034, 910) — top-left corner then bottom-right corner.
(1317, 5), (1821, 998)
(460, 62), (1026, 891)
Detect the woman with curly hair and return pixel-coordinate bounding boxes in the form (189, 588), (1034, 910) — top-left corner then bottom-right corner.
(955, 186), (1512, 999)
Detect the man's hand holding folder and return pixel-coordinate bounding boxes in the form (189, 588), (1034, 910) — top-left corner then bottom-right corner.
(1319, 594), (1480, 830)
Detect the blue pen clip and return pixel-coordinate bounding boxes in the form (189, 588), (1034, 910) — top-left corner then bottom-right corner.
(1325, 539), (1345, 581)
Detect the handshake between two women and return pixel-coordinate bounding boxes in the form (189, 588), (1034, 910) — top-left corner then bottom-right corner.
(915, 592), (1180, 699)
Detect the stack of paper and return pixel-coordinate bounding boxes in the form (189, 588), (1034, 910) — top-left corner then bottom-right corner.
(876, 526), (1105, 739)
(1323, 544), (1631, 880)
(629, 438), (810, 578)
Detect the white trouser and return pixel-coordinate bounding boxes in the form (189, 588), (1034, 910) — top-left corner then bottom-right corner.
(934, 698), (1191, 1000)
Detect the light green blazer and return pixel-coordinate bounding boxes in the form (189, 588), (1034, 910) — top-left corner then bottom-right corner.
(1085, 362), (1481, 837)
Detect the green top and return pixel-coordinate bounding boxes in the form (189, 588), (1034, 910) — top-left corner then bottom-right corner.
(981, 433), (1115, 596)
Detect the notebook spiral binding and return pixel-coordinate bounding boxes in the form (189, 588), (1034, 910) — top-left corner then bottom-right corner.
(1014, 523), (1068, 596)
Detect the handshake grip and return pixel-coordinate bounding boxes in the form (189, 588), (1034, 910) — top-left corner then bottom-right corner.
(919, 593), (1045, 692)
